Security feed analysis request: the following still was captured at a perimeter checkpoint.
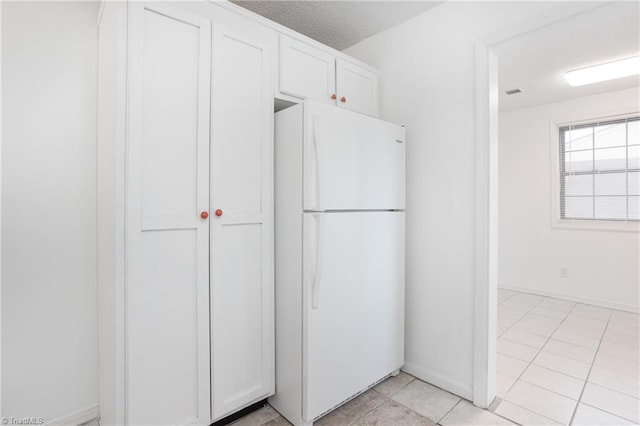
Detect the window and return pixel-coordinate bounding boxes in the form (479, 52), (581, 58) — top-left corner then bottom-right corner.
(559, 116), (639, 222)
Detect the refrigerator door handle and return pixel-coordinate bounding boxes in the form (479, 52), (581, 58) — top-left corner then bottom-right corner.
(311, 213), (324, 309)
(312, 116), (324, 211)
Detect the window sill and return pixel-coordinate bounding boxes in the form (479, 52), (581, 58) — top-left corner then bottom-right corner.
(552, 218), (640, 233)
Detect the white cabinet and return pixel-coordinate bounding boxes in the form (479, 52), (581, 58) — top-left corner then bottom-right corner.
(98, 1), (378, 424)
(278, 35), (379, 116)
(336, 59), (379, 117)
(126, 5), (212, 425)
(279, 35), (336, 105)
(98, 2), (274, 425)
(210, 23), (275, 421)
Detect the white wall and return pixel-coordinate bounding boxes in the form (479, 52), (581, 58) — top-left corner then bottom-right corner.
(2, 2), (99, 421)
(0, 1), (4, 419)
(344, 1), (604, 398)
(499, 87), (640, 312)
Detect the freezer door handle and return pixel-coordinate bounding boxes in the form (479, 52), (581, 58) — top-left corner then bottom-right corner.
(311, 213), (324, 309)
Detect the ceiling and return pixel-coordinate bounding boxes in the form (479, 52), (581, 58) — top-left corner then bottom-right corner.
(496, 2), (640, 112)
(231, 0), (442, 51)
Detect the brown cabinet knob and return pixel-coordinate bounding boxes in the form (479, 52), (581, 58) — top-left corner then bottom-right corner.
(200, 211), (209, 219)
(340, 96), (347, 103)
(331, 94), (337, 100)
(215, 209), (223, 217)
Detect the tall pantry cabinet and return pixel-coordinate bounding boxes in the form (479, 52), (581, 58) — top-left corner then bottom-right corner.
(97, 2), (274, 425)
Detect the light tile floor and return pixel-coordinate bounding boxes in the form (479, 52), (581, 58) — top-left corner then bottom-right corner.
(81, 290), (640, 426)
(231, 289), (638, 426)
(494, 289), (640, 425)
(230, 373), (514, 426)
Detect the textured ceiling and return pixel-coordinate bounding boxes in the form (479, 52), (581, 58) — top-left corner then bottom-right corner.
(496, 2), (640, 111)
(231, 1), (442, 51)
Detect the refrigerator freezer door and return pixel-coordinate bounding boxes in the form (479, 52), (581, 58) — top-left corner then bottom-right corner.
(302, 211), (405, 421)
(303, 102), (405, 211)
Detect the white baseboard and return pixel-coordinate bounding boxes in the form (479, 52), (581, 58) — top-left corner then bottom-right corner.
(402, 362), (473, 401)
(45, 404), (99, 426)
(499, 284), (639, 314)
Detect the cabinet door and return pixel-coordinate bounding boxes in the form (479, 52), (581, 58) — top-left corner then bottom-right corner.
(336, 59), (379, 117)
(279, 35), (336, 104)
(126, 4), (211, 425)
(210, 23), (275, 421)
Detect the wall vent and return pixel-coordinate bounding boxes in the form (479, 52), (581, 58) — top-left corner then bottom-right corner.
(505, 88), (522, 95)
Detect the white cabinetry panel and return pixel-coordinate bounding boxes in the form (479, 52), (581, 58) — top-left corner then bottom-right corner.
(211, 224), (265, 412)
(130, 230), (200, 424)
(279, 35), (336, 104)
(212, 31), (264, 213)
(126, 5), (211, 425)
(210, 24), (274, 421)
(140, 10), (199, 219)
(278, 35), (379, 116)
(336, 59), (379, 117)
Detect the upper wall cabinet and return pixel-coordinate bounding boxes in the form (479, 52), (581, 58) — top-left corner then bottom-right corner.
(279, 35), (336, 105)
(336, 59), (379, 117)
(278, 34), (379, 117)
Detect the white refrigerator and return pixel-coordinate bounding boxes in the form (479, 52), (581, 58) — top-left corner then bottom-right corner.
(269, 100), (405, 426)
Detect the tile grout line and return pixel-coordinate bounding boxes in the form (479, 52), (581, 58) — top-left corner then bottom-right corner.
(579, 380), (640, 400)
(370, 375), (421, 424)
(435, 399), (463, 425)
(572, 361), (640, 399)
(485, 398), (527, 426)
(498, 295), (549, 340)
(343, 388), (389, 426)
(577, 401), (639, 424)
(514, 309), (600, 381)
(498, 291), (518, 306)
(385, 374), (416, 398)
(256, 297), (630, 426)
(372, 374), (418, 423)
(497, 296), (552, 402)
(516, 301), (580, 418)
(386, 375), (472, 425)
(517, 303), (628, 424)
(389, 368), (636, 425)
(522, 299), (577, 367)
(346, 379), (440, 426)
(498, 297), (580, 424)
(497, 296), (636, 424)
(497, 399), (560, 425)
(516, 366), (585, 392)
(567, 308), (613, 425)
(498, 287), (622, 313)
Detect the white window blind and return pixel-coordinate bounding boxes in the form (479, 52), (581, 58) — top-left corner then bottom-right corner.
(559, 116), (639, 221)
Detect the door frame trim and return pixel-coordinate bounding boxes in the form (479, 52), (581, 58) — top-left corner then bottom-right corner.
(472, 2), (611, 408)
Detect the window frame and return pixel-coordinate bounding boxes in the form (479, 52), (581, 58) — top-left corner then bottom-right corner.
(550, 112), (640, 233)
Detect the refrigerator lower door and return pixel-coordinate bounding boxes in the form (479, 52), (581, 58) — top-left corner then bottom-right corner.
(302, 211), (405, 421)
(303, 101), (405, 212)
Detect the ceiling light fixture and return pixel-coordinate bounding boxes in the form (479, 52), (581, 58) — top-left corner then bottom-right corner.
(565, 56), (640, 87)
